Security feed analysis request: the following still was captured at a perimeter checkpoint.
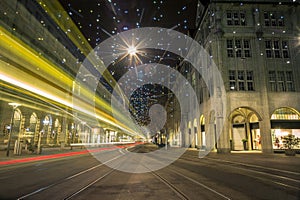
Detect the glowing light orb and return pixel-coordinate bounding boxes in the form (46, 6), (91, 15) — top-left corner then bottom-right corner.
(127, 46), (137, 56)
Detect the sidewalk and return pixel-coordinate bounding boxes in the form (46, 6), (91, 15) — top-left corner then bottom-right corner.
(1, 145), (299, 171)
(0, 143), (137, 166)
(0, 146), (91, 166)
(185, 149), (300, 173)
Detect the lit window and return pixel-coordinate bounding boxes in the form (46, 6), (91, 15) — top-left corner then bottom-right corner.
(271, 108), (300, 120)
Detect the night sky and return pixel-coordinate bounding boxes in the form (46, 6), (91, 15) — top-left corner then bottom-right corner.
(59, 0), (199, 48)
(58, 0), (203, 126)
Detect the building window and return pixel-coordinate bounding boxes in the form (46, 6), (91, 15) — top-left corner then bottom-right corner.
(271, 108), (300, 150)
(227, 39), (234, 57)
(282, 41), (289, 58)
(277, 71), (285, 91)
(246, 71), (254, 91)
(264, 12), (285, 27)
(227, 39), (251, 58)
(265, 40), (272, 58)
(286, 71), (295, 92)
(229, 70), (236, 90)
(268, 71), (295, 92)
(235, 40), (242, 57)
(244, 40), (251, 57)
(237, 71), (245, 90)
(265, 39), (289, 58)
(229, 70), (254, 91)
(227, 11), (246, 26)
(271, 107), (300, 120)
(269, 71), (277, 91)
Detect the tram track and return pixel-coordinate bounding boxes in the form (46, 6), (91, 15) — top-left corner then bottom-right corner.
(128, 146), (232, 200)
(64, 156), (231, 200)
(64, 168), (115, 200)
(151, 168), (232, 200)
(63, 164), (192, 200)
(60, 145), (233, 200)
(17, 150), (125, 200)
(12, 147), (299, 199)
(205, 157), (300, 190)
(177, 154), (300, 194)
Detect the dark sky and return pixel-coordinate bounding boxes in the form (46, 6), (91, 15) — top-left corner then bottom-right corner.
(58, 0), (205, 125)
(59, 0), (199, 47)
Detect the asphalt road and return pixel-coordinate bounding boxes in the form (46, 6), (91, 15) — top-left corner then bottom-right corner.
(0, 145), (299, 200)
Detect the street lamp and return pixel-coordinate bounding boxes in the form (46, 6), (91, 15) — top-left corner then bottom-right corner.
(6, 103), (21, 157)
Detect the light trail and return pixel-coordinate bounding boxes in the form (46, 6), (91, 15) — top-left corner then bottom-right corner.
(37, 0), (133, 122)
(0, 28), (141, 138)
(37, 0), (121, 92)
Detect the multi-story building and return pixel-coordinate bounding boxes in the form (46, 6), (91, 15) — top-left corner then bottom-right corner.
(0, 0), (132, 154)
(168, 0), (300, 153)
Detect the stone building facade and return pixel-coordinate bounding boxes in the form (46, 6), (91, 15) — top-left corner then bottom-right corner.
(167, 0), (300, 153)
(0, 0), (124, 153)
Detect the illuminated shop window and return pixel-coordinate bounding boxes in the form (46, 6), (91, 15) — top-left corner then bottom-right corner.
(271, 108), (300, 150)
(271, 107), (300, 120)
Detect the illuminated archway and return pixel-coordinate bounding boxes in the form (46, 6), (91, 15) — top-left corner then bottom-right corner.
(199, 115), (206, 149)
(28, 112), (38, 144)
(229, 107), (262, 151)
(193, 118), (198, 148)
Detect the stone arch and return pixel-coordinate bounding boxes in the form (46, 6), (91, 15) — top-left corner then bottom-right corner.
(50, 118), (61, 145)
(229, 107), (262, 151)
(10, 108), (23, 146)
(27, 112), (38, 144)
(271, 107), (300, 120)
(41, 114), (52, 145)
(229, 106), (262, 122)
(193, 118), (198, 147)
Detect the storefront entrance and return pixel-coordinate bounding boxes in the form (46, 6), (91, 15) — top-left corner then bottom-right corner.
(230, 107), (262, 151)
(271, 107), (300, 150)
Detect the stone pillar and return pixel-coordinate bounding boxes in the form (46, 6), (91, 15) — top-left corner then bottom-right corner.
(259, 119), (273, 154)
(59, 116), (67, 149)
(207, 120), (215, 151)
(217, 117), (230, 153)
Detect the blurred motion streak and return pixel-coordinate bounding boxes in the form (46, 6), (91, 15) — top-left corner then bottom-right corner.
(0, 26), (138, 136)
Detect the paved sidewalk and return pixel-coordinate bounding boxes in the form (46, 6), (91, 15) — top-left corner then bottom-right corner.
(1, 145), (299, 172)
(185, 149), (300, 173)
(0, 146), (90, 166)
(0, 143), (137, 166)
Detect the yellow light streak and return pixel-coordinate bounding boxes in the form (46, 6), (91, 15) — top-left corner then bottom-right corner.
(0, 30), (139, 137)
(0, 2), (143, 137)
(37, 0), (120, 91)
(0, 26), (72, 90)
(0, 70), (137, 136)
